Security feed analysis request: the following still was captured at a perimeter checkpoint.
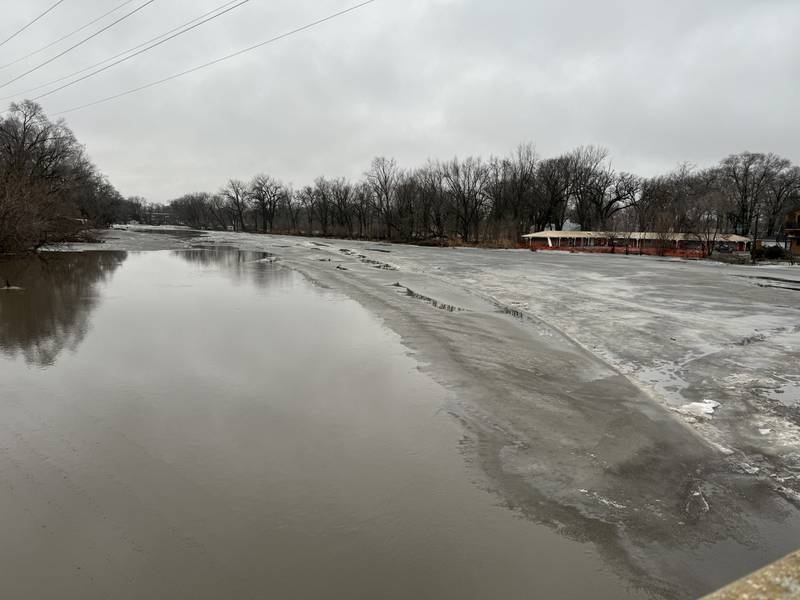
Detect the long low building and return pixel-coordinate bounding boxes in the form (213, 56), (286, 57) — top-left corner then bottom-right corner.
(522, 230), (751, 255)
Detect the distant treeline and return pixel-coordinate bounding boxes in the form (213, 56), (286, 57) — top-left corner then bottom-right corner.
(4, 101), (799, 253)
(0, 101), (141, 253)
(170, 146), (800, 249)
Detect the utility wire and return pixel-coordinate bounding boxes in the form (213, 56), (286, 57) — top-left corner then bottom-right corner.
(0, 0), (157, 90)
(0, 0), (244, 102)
(32, 0), (252, 102)
(53, 0), (378, 117)
(0, 0), (137, 72)
(0, 0), (68, 50)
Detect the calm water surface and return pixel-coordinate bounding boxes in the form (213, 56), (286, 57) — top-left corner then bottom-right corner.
(0, 250), (642, 599)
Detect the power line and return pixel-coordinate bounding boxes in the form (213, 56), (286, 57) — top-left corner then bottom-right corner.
(0, 0), (138, 72)
(0, 0), (244, 102)
(0, 0), (68, 50)
(52, 0), (379, 117)
(0, 0), (157, 90)
(32, 0), (252, 102)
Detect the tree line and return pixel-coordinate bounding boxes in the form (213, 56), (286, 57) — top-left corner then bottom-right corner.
(4, 101), (798, 253)
(170, 146), (800, 250)
(0, 101), (140, 253)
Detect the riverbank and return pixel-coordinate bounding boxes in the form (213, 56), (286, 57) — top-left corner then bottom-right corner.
(703, 550), (800, 599)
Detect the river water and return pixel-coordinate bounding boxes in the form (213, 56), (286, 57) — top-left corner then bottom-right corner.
(0, 249), (643, 599)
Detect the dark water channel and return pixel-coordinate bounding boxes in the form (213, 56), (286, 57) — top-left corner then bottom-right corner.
(0, 250), (643, 599)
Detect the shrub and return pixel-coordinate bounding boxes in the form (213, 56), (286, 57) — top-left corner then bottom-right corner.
(752, 245), (789, 261)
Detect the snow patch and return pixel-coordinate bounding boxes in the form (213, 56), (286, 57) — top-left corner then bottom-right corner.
(677, 400), (720, 419)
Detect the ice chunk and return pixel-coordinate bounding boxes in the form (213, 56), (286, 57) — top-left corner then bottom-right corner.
(678, 400), (720, 419)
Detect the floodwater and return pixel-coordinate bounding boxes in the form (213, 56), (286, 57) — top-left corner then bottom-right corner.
(0, 250), (643, 600)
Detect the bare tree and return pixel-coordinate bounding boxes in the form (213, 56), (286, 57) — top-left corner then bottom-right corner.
(207, 194), (230, 230)
(220, 179), (250, 232)
(681, 169), (731, 256)
(533, 156), (572, 231)
(312, 177), (332, 236)
(414, 162), (448, 242)
(764, 165), (800, 237)
(171, 192), (212, 228)
(250, 174), (283, 233)
(509, 143), (538, 235)
(442, 156), (489, 243)
(366, 157), (400, 239)
(567, 145), (609, 230)
(483, 155), (512, 241)
(281, 187), (301, 233)
(351, 182), (373, 238)
(719, 153), (787, 235)
(0, 101), (127, 251)
(394, 173), (419, 240)
(297, 186), (315, 233)
(330, 178), (354, 237)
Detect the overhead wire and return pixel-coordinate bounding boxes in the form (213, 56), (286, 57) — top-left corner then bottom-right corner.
(0, 0), (244, 102)
(0, 0), (138, 72)
(31, 0), (252, 102)
(52, 0), (378, 117)
(0, 0), (68, 49)
(0, 0), (158, 90)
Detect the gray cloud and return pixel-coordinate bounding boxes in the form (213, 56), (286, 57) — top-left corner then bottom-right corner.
(2, 0), (798, 201)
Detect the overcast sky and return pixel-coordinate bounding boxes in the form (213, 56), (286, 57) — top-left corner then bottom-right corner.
(1, 0), (798, 202)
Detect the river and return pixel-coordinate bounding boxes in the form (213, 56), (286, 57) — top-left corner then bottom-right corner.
(0, 248), (642, 599)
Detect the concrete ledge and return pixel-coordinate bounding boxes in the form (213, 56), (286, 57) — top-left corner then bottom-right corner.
(702, 551), (800, 599)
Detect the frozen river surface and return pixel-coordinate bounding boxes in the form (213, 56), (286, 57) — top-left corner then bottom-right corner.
(4, 227), (800, 598)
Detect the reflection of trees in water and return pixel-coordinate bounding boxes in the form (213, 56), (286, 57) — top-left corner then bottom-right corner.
(174, 246), (290, 289)
(0, 252), (127, 367)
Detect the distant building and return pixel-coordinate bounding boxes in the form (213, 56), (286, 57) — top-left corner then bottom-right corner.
(522, 231), (750, 258)
(785, 208), (800, 254)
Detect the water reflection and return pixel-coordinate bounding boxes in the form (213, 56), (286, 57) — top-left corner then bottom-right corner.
(0, 252), (127, 367)
(174, 245), (289, 289)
